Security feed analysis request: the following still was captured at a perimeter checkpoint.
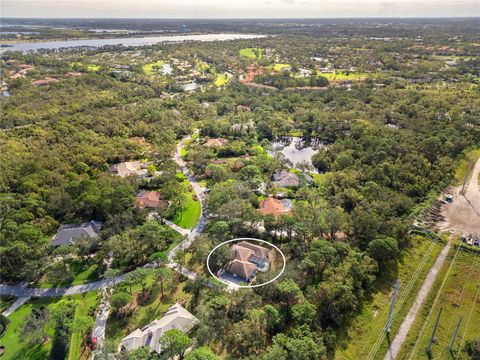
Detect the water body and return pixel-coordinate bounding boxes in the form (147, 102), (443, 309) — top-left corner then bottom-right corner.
(268, 137), (321, 171)
(1, 31), (40, 35)
(1, 33), (266, 53)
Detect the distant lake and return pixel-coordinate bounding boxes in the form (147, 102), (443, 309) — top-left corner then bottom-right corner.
(268, 137), (321, 172)
(1, 31), (40, 35)
(1, 33), (266, 53)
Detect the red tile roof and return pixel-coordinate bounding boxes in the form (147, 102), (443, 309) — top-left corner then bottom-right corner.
(259, 197), (291, 218)
(135, 191), (163, 208)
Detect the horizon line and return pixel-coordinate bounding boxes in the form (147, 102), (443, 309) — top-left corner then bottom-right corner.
(2, 16), (479, 20)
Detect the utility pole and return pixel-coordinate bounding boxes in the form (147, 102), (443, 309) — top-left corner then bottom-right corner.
(449, 316), (463, 352)
(427, 307), (443, 354)
(386, 280), (400, 333)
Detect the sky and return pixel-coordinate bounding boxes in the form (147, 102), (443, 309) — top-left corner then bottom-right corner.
(1, 0), (479, 18)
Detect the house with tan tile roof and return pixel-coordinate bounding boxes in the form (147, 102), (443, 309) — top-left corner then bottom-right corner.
(221, 241), (273, 283)
(109, 161), (149, 178)
(204, 138), (228, 148)
(135, 191), (163, 209)
(234, 241), (271, 260)
(225, 260), (258, 282)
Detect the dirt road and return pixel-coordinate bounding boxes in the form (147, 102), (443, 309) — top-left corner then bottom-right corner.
(383, 242), (451, 360)
(439, 158), (480, 234)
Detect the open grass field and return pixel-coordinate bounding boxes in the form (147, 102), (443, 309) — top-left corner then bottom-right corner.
(320, 71), (370, 81)
(397, 246), (480, 360)
(336, 235), (445, 360)
(68, 292), (98, 360)
(0, 293), (98, 360)
(214, 73), (230, 87)
(311, 172), (329, 187)
(454, 148), (480, 185)
(142, 60), (165, 75)
(239, 47), (264, 59)
(172, 191), (201, 229)
(197, 61), (211, 72)
(180, 146), (188, 158)
(70, 62), (100, 72)
(272, 63), (291, 71)
(1, 298), (57, 360)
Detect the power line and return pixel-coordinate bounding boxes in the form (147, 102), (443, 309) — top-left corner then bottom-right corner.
(407, 244), (462, 359)
(455, 284), (480, 360)
(365, 235), (440, 360)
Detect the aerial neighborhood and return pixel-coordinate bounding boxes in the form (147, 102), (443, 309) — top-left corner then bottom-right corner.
(0, 12), (479, 360)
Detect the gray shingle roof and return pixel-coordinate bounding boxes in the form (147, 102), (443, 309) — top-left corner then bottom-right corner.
(273, 170), (300, 187)
(51, 221), (102, 247)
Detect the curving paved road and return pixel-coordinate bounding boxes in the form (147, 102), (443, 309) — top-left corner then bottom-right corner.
(0, 275), (126, 299)
(168, 132), (207, 261)
(1, 132), (206, 306)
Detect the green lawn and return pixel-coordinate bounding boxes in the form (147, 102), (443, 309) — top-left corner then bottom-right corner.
(85, 64), (100, 72)
(142, 60), (165, 75)
(336, 235), (444, 360)
(68, 292), (98, 360)
(311, 172), (329, 187)
(152, 231), (183, 260)
(272, 63), (291, 71)
(454, 149), (480, 185)
(197, 61), (211, 72)
(71, 263), (100, 285)
(397, 246), (480, 360)
(180, 147), (188, 158)
(1, 293), (98, 360)
(69, 62), (100, 72)
(0, 298), (57, 360)
(319, 71), (370, 81)
(239, 48), (264, 59)
(35, 260), (100, 288)
(172, 191), (201, 229)
(214, 73), (230, 87)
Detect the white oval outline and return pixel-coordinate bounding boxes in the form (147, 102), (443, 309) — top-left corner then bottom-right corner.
(206, 237), (286, 288)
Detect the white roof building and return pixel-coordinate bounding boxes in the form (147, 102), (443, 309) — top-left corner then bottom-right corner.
(119, 303), (198, 354)
(109, 161), (149, 178)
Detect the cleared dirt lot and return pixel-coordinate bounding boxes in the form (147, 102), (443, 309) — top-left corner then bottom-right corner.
(438, 158), (480, 234)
